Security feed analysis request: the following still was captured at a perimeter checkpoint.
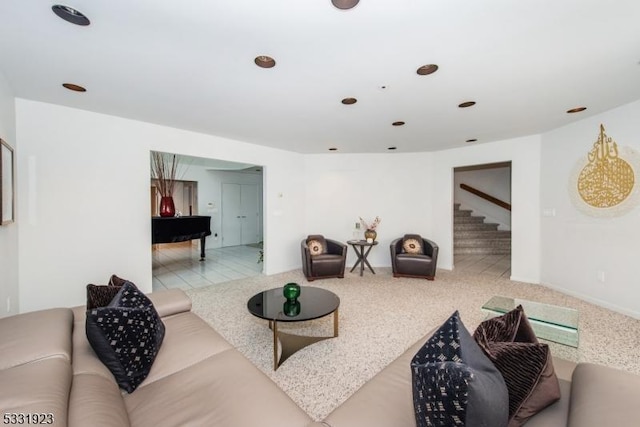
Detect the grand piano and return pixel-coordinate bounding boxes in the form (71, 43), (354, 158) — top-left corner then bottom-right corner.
(151, 216), (212, 260)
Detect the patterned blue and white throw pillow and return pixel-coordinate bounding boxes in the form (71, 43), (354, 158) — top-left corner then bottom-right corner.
(411, 311), (509, 427)
(86, 282), (165, 393)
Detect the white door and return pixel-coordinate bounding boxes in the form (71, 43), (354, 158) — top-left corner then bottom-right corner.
(222, 183), (242, 246)
(240, 184), (259, 245)
(221, 183), (260, 247)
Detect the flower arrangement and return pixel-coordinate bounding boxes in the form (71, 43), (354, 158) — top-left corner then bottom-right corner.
(360, 216), (381, 231)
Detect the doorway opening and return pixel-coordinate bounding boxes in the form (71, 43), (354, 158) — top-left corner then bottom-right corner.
(150, 153), (265, 291)
(452, 161), (512, 278)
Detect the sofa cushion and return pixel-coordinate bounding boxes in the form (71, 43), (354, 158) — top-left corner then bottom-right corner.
(567, 363), (640, 427)
(86, 283), (165, 393)
(0, 308), (73, 370)
(474, 305), (561, 427)
(411, 311), (509, 427)
(123, 349), (312, 427)
(0, 357), (72, 426)
(68, 373), (131, 427)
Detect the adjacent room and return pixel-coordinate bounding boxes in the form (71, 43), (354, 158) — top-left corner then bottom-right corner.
(1, 1), (640, 426)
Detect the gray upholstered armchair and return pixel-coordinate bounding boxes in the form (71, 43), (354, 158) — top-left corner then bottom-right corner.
(390, 234), (439, 280)
(301, 235), (347, 281)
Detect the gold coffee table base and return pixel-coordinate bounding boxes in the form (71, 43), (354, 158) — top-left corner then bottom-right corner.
(269, 309), (339, 370)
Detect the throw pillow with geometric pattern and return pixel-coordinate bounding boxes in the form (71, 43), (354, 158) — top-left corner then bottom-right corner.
(86, 282), (165, 393)
(411, 311), (509, 427)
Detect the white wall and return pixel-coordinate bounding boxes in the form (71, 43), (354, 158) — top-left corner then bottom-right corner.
(0, 71), (18, 318)
(454, 166), (511, 229)
(432, 135), (542, 283)
(303, 153), (434, 268)
(15, 99), (304, 313)
(540, 100), (640, 318)
(13, 96), (640, 319)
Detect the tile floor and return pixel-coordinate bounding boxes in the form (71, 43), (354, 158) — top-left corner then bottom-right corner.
(152, 243), (263, 291)
(452, 253), (511, 278)
(153, 244), (511, 291)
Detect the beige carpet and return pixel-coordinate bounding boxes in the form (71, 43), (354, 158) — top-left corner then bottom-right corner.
(186, 268), (640, 421)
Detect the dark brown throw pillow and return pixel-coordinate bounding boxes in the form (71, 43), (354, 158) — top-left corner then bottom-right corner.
(108, 274), (129, 287)
(473, 305), (561, 427)
(86, 284), (123, 310)
(86, 275), (134, 309)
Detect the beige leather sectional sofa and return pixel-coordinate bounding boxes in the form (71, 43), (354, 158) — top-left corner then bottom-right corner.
(322, 328), (640, 427)
(2, 288), (638, 427)
(0, 289), (316, 427)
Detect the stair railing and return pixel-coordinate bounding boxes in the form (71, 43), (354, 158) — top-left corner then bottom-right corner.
(460, 183), (511, 211)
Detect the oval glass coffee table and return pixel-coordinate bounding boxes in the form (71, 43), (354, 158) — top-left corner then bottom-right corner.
(247, 286), (340, 370)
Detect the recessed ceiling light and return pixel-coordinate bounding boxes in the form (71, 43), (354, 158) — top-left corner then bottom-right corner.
(62, 83), (86, 92)
(52, 5), (90, 26)
(329, 147), (338, 151)
(254, 56), (276, 68)
(416, 64), (439, 75)
(567, 107), (587, 113)
(331, 0), (360, 10)
(466, 139), (478, 143)
(392, 121), (405, 126)
(341, 97), (357, 105)
(458, 101), (476, 108)
(388, 147), (397, 150)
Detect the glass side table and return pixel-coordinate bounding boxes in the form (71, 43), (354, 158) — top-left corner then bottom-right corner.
(482, 295), (579, 348)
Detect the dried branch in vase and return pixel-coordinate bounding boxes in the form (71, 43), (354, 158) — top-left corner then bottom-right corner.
(151, 151), (179, 197)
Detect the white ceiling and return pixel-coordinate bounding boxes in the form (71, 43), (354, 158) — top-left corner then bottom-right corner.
(1, 0), (639, 154)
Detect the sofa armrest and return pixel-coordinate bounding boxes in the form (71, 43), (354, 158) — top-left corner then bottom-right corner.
(147, 289), (192, 318)
(567, 363), (640, 427)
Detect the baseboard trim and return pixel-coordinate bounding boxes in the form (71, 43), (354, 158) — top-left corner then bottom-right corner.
(544, 282), (640, 320)
(509, 275), (540, 284)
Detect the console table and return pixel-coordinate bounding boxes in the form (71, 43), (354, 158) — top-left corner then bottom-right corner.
(482, 295), (579, 347)
(151, 216), (212, 260)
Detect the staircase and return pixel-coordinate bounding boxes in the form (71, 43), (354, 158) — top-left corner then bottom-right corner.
(453, 203), (511, 255)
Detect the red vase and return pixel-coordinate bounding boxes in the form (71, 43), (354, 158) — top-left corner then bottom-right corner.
(159, 196), (175, 217)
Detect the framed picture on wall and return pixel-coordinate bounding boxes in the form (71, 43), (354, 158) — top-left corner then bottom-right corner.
(1, 138), (15, 225)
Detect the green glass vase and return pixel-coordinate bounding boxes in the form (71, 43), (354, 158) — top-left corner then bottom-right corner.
(283, 282), (301, 301)
(283, 300), (301, 317)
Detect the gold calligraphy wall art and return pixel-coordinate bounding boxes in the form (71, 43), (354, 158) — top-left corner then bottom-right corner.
(569, 124), (640, 217)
